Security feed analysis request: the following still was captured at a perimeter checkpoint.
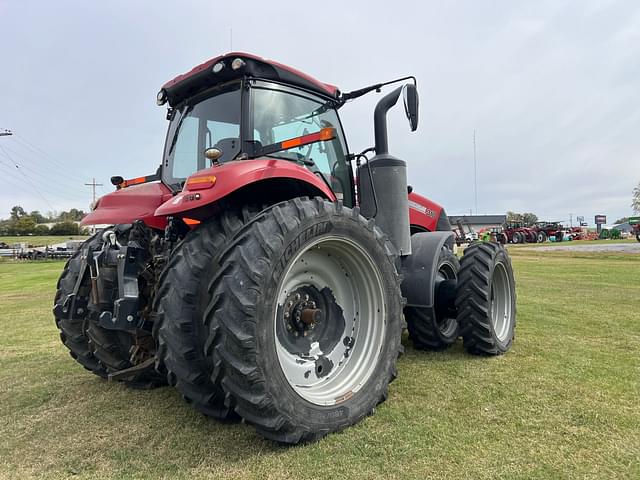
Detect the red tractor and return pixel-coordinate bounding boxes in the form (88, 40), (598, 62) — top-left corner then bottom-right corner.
(503, 222), (536, 244)
(534, 221), (565, 242)
(53, 53), (516, 443)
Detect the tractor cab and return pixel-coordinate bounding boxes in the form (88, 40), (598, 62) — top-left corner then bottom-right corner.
(158, 53), (353, 206)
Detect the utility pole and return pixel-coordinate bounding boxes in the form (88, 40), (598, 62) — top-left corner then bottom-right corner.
(473, 129), (478, 215)
(569, 213), (573, 227)
(85, 178), (103, 204)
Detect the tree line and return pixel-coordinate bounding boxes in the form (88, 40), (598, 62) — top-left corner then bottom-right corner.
(0, 206), (88, 236)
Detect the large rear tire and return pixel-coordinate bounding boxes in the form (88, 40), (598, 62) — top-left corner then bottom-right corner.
(455, 242), (516, 355)
(636, 232), (640, 242)
(405, 246), (459, 350)
(154, 207), (259, 418)
(208, 198), (403, 443)
(53, 237), (107, 378)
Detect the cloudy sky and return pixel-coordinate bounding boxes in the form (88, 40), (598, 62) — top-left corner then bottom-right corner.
(1, 0), (639, 225)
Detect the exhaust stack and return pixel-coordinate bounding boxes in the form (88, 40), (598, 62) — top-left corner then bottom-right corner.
(358, 86), (414, 256)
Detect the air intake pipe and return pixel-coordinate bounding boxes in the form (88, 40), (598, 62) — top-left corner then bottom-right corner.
(358, 85), (414, 256)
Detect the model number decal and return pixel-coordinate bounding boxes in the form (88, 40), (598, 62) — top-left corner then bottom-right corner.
(409, 200), (435, 218)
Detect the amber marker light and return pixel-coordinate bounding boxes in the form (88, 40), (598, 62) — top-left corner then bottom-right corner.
(186, 175), (217, 190)
(280, 127), (336, 150)
(121, 176), (146, 188)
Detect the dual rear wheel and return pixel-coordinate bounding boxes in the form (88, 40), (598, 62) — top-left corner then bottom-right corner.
(406, 241), (516, 354)
(156, 198), (403, 443)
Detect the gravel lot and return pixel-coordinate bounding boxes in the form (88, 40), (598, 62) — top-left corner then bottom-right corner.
(525, 242), (640, 253)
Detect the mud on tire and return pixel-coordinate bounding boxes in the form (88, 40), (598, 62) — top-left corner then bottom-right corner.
(207, 198), (403, 444)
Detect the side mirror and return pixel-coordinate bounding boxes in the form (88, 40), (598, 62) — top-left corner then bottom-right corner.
(403, 84), (419, 132)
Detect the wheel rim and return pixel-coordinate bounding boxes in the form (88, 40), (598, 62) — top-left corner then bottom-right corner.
(490, 262), (512, 342)
(274, 235), (386, 406)
(434, 262), (457, 335)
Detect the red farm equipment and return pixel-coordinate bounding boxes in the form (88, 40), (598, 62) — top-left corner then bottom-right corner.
(503, 222), (536, 244)
(53, 52), (516, 443)
(629, 217), (640, 242)
(533, 221), (566, 242)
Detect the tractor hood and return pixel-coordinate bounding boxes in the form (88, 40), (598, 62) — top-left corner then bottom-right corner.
(81, 181), (173, 230)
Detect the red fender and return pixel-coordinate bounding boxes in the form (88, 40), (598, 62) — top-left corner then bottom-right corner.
(155, 159), (336, 218)
(81, 182), (173, 230)
(408, 191), (444, 232)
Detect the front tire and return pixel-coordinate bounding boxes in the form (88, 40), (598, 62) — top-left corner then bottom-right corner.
(455, 242), (516, 355)
(537, 231), (547, 243)
(405, 246), (460, 350)
(209, 198), (403, 444)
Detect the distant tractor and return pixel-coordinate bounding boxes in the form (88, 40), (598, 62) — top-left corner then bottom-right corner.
(503, 222), (536, 244)
(53, 52), (517, 443)
(479, 227), (507, 244)
(630, 217), (640, 242)
(534, 221), (565, 242)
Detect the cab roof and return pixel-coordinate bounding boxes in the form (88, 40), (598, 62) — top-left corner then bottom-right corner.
(160, 52), (340, 107)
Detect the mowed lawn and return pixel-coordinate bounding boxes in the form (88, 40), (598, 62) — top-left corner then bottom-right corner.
(0, 248), (638, 480)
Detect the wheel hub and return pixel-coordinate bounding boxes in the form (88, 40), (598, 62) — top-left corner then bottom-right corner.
(277, 285), (344, 356)
(283, 290), (322, 335)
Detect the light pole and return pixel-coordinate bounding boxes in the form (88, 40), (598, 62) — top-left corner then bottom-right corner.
(473, 129), (478, 215)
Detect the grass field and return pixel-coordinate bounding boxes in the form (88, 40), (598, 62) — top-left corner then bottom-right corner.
(1, 247), (638, 479)
(0, 235), (88, 247)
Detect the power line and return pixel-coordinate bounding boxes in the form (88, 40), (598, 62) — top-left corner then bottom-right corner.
(0, 145), (55, 211)
(9, 133), (90, 181)
(0, 144), (90, 193)
(0, 161), (89, 205)
(473, 129), (478, 215)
